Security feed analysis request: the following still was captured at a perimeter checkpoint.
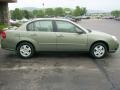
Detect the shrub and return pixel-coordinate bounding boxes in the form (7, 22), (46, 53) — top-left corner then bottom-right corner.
(0, 23), (8, 32)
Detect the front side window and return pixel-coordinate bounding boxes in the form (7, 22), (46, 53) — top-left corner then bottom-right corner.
(27, 20), (53, 32)
(56, 21), (77, 33)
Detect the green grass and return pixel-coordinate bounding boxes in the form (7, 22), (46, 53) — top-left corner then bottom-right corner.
(0, 23), (8, 32)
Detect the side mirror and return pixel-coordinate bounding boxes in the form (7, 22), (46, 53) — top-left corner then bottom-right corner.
(76, 30), (84, 34)
(75, 27), (84, 34)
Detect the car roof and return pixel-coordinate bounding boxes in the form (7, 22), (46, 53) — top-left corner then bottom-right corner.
(27, 18), (71, 23)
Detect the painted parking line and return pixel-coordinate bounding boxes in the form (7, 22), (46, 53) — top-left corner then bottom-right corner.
(0, 65), (99, 71)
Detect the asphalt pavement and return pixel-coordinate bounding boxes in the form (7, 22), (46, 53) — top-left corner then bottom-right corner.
(0, 19), (120, 90)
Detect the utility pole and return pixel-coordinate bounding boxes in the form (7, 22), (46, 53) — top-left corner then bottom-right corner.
(42, 0), (45, 17)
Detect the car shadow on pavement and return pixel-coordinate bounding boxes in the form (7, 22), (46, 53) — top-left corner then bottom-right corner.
(0, 52), (94, 68)
(0, 51), (115, 69)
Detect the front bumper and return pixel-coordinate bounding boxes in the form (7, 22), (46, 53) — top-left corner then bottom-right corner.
(109, 40), (119, 53)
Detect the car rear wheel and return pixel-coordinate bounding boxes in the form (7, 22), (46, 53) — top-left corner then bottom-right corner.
(90, 43), (107, 59)
(17, 42), (34, 58)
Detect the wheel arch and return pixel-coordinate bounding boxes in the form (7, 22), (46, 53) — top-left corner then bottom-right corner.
(89, 40), (109, 52)
(16, 40), (36, 51)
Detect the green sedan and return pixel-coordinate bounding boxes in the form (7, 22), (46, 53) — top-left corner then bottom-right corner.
(0, 18), (119, 59)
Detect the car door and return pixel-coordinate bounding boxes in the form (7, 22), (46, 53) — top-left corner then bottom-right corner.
(55, 20), (88, 51)
(27, 20), (56, 51)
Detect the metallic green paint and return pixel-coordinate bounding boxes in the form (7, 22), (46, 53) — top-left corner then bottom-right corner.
(1, 18), (119, 54)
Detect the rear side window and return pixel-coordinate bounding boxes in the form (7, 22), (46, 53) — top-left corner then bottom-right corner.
(27, 20), (53, 32)
(27, 22), (34, 31)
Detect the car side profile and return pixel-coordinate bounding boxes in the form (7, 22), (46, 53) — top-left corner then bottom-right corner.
(0, 18), (119, 59)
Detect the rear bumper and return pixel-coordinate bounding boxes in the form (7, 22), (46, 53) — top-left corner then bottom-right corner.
(1, 39), (15, 51)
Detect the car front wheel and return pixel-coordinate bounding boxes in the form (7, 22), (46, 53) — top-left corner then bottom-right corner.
(90, 43), (108, 59)
(17, 42), (34, 58)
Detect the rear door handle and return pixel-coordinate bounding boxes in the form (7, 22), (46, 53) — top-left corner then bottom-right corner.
(57, 34), (64, 37)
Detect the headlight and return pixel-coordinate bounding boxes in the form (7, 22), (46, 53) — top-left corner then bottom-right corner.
(112, 36), (118, 41)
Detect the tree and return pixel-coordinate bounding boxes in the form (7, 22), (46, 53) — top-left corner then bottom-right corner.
(37, 10), (44, 18)
(81, 7), (87, 15)
(10, 7), (88, 19)
(64, 8), (72, 15)
(73, 6), (87, 16)
(23, 10), (34, 19)
(33, 9), (44, 18)
(111, 10), (120, 17)
(11, 8), (23, 20)
(73, 6), (81, 16)
(33, 10), (38, 17)
(45, 8), (54, 16)
(54, 7), (64, 16)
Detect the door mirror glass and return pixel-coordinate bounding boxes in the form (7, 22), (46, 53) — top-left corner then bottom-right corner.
(76, 27), (84, 34)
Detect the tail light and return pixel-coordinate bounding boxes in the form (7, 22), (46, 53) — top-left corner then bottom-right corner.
(1, 31), (6, 39)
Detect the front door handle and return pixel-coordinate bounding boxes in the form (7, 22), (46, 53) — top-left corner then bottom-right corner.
(30, 34), (37, 36)
(57, 34), (64, 37)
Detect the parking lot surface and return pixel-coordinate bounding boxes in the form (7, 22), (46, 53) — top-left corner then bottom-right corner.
(0, 19), (120, 90)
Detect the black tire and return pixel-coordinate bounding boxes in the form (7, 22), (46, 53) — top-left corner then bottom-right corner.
(90, 43), (108, 59)
(16, 42), (34, 58)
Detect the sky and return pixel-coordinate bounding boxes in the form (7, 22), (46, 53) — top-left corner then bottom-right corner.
(9, 0), (120, 11)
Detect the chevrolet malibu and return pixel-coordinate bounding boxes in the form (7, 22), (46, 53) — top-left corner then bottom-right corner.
(0, 18), (119, 59)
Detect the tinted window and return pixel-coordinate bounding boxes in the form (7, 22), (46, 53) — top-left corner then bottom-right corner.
(56, 21), (76, 33)
(27, 21), (53, 32)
